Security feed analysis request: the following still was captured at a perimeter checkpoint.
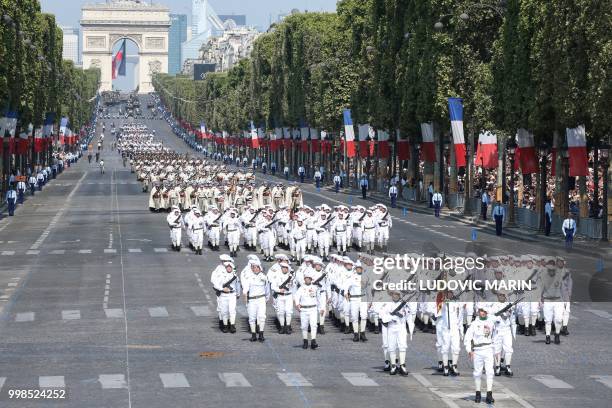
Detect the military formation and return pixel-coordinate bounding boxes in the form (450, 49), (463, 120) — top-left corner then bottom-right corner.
(117, 122), (573, 405)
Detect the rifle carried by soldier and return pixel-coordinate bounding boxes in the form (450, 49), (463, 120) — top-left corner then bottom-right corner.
(273, 274), (293, 299)
(215, 274), (237, 297)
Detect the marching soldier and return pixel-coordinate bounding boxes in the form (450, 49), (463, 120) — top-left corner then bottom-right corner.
(464, 307), (497, 404)
(211, 255), (234, 330)
(28, 174), (37, 195)
(242, 259), (269, 342)
(541, 263), (566, 345)
(223, 211), (242, 257)
(290, 218), (307, 264)
(211, 259), (240, 333)
(190, 209), (205, 255)
(311, 258), (329, 334)
(491, 291), (516, 376)
(333, 213), (349, 255)
(436, 290), (462, 376)
(270, 260), (294, 334)
(166, 205), (183, 251)
(294, 270), (322, 349)
(344, 260), (369, 342)
(379, 291), (410, 376)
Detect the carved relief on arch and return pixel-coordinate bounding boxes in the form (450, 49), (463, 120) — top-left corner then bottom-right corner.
(89, 59), (102, 69)
(148, 60), (162, 75)
(109, 33), (142, 50)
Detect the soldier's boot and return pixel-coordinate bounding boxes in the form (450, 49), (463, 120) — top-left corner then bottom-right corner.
(302, 339), (309, 349)
(310, 339), (318, 349)
(389, 364), (397, 375)
(250, 332), (257, 342)
(443, 365), (449, 377)
(229, 324), (236, 334)
(517, 324), (525, 335)
(258, 331), (265, 342)
(373, 323), (379, 334)
(353, 332), (360, 342)
(530, 325), (537, 336)
(383, 360), (391, 372)
(344, 324), (351, 334)
(485, 392), (494, 404)
(221, 323), (228, 333)
(524, 324), (531, 336)
(218, 319), (223, 330)
(561, 326), (569, 336)
(360, 332), (367, 342)
(318, 325), (325, 335)
(286, 324), (292, 335)
(505, 365), (513, 377)
(495, 365), (501, 376)
(399, 364), (409, 376)
(545, 335), (551, 344)
(474, 391), (481, 403)
(554, 333), (560, 344)
(451, 365), (460, 376)
(437, 361), (444, 373)
(447, 360), (453, 369)
(279, 325), (286, 334)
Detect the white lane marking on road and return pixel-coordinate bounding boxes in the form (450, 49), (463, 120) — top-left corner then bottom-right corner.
(410, 373), (460, 408)
(410, 373), (432, 387)
(78, 249), (92, 254)
(99, 374), (127, 389)
(50, 250), (65, 255)
(26, 250), (40, 255)
(1, 251), (15, 255)
(159, 373), (190, 388)
(128, 248), (141, 253)
(104, 249), (117, 254)
(7, 282), (18, 287)
(104, 308), (124, 318)
(30, 171), (87, 250)
(276, 372), (312, 387)
(15, 312), (35, 322)
(590, 375), (612, 389)
(154, 248), (168, 253)
(148, 307), (169, 317)
(190, 306), (211, 316)
(531, 374), (574, 389)
(495, 383), (536, 408)
(104, 274), (111, 309)
(39, 376), (65, 388)
(341, 372), (378, 386)
(62, 310), (81, 320)
(586, 309), (612, 320)
(219, 373), (251, 387)
(194, 273), (212, 302)
(0, 377), (5, 392)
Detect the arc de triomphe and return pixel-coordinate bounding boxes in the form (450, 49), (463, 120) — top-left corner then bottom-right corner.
(81, 0), (170, 93)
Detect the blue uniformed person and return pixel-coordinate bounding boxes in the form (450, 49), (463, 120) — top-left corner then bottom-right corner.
(284, 166), (290, 180)
(333, 174), (341, 193)
(493, 202), (505, 236)
(28, 174), (36, 195)
(270, 161), (276, 176)
(360, 175), (369, 199)
(544, 199), (553, 236)
(262, 161), (267, 174)
(16, 179), (26, 204)
(481, 190), (490, 220)
(6, 185), (17, 216)
(389, 184), (398, 208)
(562, 213), (576, 250)
(314, 169), (322, 189)
(428, 182), (434, 208)
(298, 165), (305, 183)
(432, 190), (443, 217)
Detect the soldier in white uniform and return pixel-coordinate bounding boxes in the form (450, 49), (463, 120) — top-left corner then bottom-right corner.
(205, 207), (223, 250)
(490, 291), (516, 376)
(270, 261), (294, 334)
(436, 290), (462, 376)
(333, 212), (349, 255)
(464, 307), (497, 404)
(242, 259), (269, 342)
(541, 263), (565, 345)
(166, 205), (183, 251)
(379, 291), (410, 376)
(290, 218), (307, 264)
(559, 257), (572, 336)
(343, 261), (369, 342)
(211, 259), (240, 333)
(211, 255), (234, 330)
(362, 210), (377, 255)
(190, 209), (205, 255)
(310, 258), (330, 334)
(294, 271), (322, 349)
(223, 211), (242, 257)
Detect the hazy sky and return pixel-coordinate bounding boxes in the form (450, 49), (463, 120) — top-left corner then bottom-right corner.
(40, 0), (338, 30)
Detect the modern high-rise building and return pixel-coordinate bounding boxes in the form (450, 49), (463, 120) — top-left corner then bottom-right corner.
(61, 26), (81, 65)
(182, 0), (225, 65)
(168, 14), (188, 75)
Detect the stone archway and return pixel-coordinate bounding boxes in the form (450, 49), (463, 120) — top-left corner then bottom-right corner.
(80, 1), (170, 94)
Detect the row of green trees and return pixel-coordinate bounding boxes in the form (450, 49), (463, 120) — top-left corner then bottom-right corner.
(154, 0), (609, 145)
(0, 0), (100, 133)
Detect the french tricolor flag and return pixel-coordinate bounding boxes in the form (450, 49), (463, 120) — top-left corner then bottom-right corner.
(377, 129), (390, 159)
(475, 130), (498, 169)
(300, 125), (309, 153)
(250, 121), (260, 148)
(448, 98), (466, 167)
(358, 124), (370, 158)
(112, 40), (126, 80)
(343, 109), (356, 158)
(516, 128), (538, 174)
(310, 128), (320, 153)
(420, 122), (436, 162)
(566, 125), (588, 177)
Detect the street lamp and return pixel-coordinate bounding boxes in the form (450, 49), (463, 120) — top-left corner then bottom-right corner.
(414, 143), (421, 201)
(464, 142), (472, 215)
(560, 145), (570, 217)
(506, 138), (518, 227)
(538, 141), (549, 232)
(443, 139), (450, 204)
(600, 141), (610, 242)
